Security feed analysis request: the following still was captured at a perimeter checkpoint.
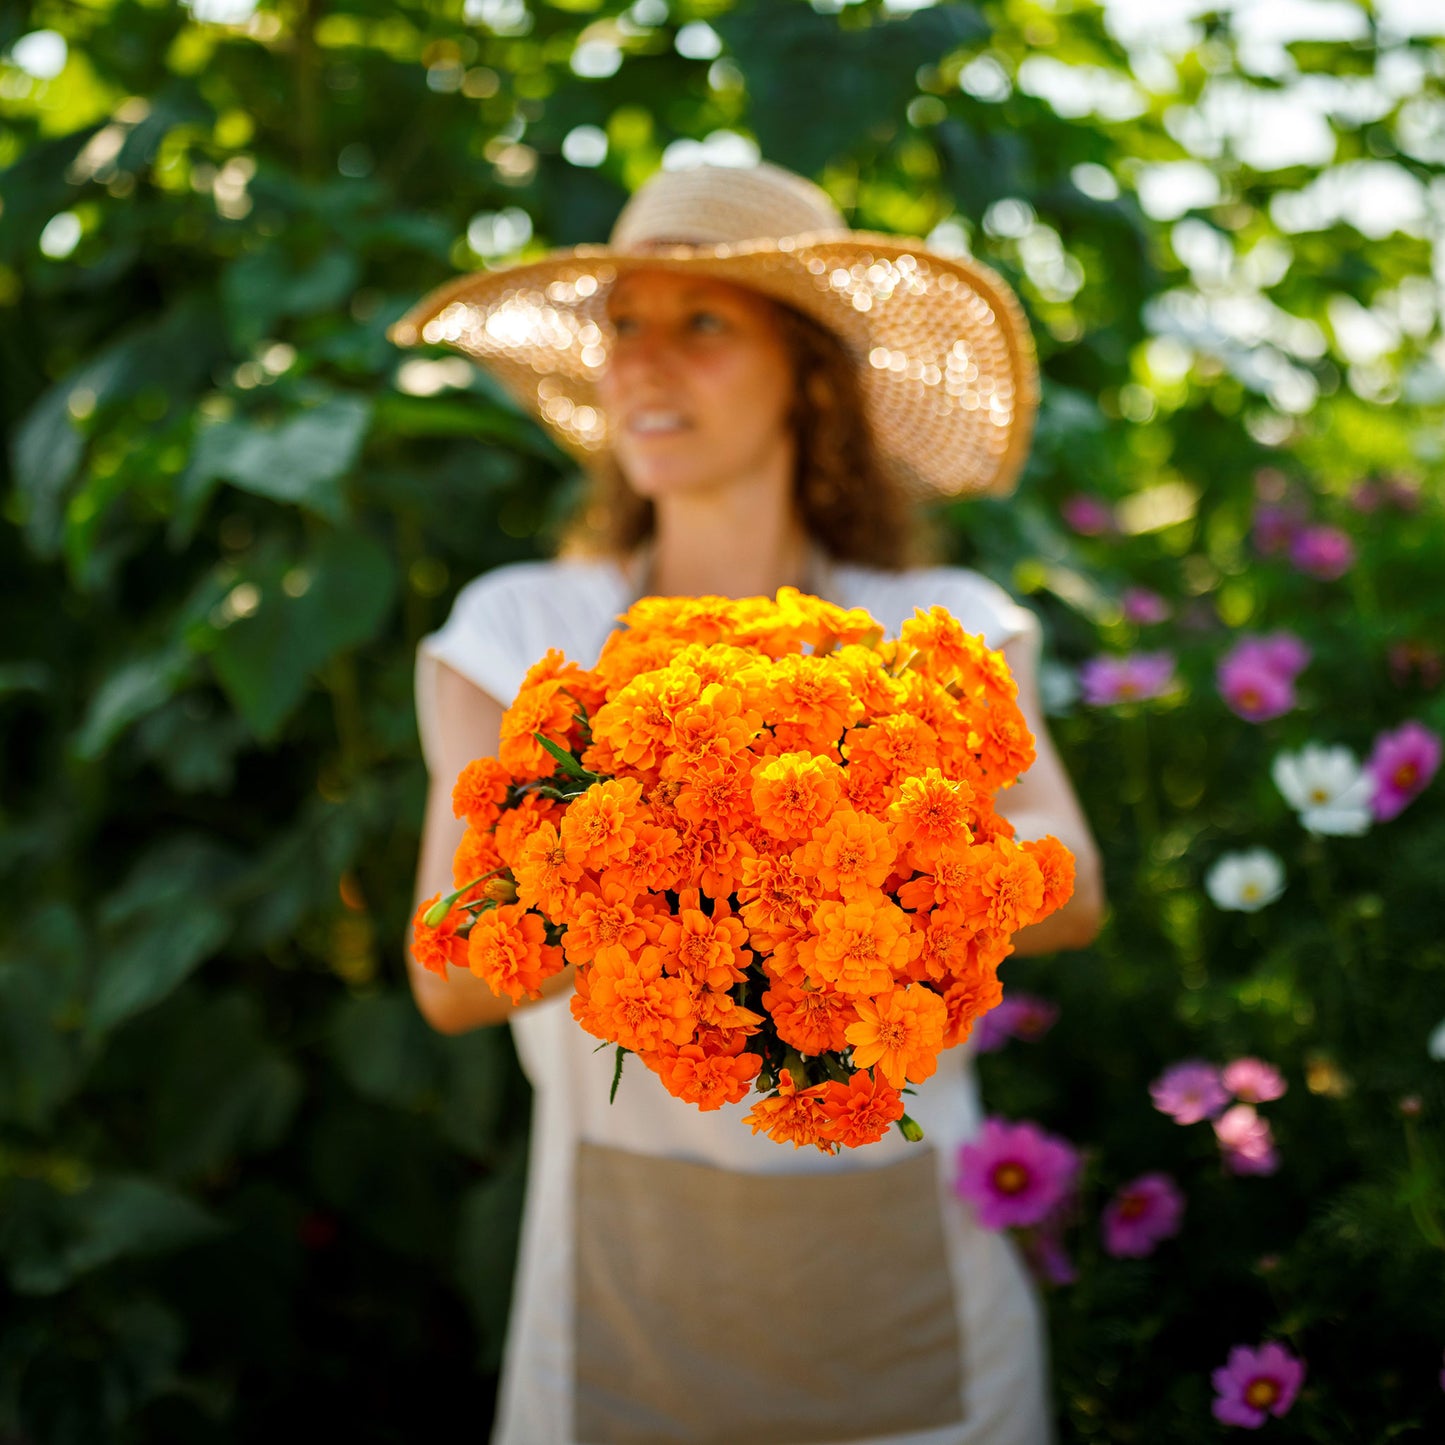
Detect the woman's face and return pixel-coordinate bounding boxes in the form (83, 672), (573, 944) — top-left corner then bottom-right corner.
(595, 268), (798, 501)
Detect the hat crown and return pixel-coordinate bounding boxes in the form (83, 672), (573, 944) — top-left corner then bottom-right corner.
(608, 161), (848, 249)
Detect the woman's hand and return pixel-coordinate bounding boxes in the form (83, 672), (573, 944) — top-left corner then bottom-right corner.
(408, 661), (575, 1034)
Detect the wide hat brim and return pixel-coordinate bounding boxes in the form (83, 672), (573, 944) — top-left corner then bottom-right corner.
(388, 229), (1039, 500)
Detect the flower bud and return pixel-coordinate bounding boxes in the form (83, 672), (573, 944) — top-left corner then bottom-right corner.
(898, 1113), (924, 1143)
(423, 896), (452, 928)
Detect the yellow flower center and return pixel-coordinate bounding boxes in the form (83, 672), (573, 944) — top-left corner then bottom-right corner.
(992, 1161), (1029, 1195)
(1244, 1378), (1279, 1410)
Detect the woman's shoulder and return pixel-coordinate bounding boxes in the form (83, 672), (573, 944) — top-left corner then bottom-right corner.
(832, 560), (1038, 651)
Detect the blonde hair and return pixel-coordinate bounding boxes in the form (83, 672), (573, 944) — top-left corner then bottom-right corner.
(560, 299), (927, 570)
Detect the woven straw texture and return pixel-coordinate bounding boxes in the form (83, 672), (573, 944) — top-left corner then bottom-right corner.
(390, 163), (1039, 499)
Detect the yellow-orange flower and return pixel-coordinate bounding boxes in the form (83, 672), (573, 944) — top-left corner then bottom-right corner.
(512, 821), (584, 916)
(451, 756), (511, 829)
(586, 667), (700, 777)
(750, 752), (843, 840)
(818, 1068), (905, 1148)
(762, 978), (857, 1056)
(586, 968), (696, 1053)
(560, 883), (664, 968)
(647, 895), (751, 990)
(648, 1030), (762, 1110)
(898, 606), (983, 686)
(954, 838), (1047, 933)
(845, 983), (948, 1088)
(796, 809), (897, 899)
(801, 896), (914, 996)
(498, 679), (579, 781)
(662, 683), (762, 779)
(410, 895), (469, 977)
(1024, 835), (1076, 919)
(941, 965), (1005, 1049)
(465, 904), (563, 1002)
(560, 777), (647, 868)
(744, 1068), (834, 1152)
(888, 768), (976, 867)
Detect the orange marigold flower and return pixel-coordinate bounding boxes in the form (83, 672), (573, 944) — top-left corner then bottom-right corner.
(744, 1068), (834, 1152)
(802, 896), (914, 996)
(764, 654), (865, 748)
(796, 809), (897, 899)
(586, 968), (697, 1054)
(647, 895), (751, 990)
(736, 847), (816, 953)
(494, 792), (565, 868)
(598, 818), (685, 898)
(499, 678), (579, 781)
(833, 644), (908, 716)
(976, 697), (1035, 788)
(620, 594), (745, 646)
(1024, 835), (1076, 919)
(520, 648), (606, 715)
(762, 977), (858, 1055)
(955, 838), (1047, 934)
(673, 756), (754, 830)
(941, 965), (1005, 1049)
(451, 756), (511, 829)
(675, 822), (746, 901)
(749, 752), (843, 840)
(906, 905), (979, 984)
(844, 983), (948, 1089)
(648, 1031), (762, 1110)
(889, 768), (976, 868)
(841, 713), (941, 790)
(587, 667), (700, 777)
(818, 1069), (905, 1148)
(560, 777), (647, 869)
(465, 904), (563, 1002)
(561, 882), (663, 969)
(899, 607), (985, 686)
(512, 821), (584, 916)
(661, 683), (762, 780)
(452, 826), (503, 896)
(591, 630), (685, 696)
(410, 894), (469, 977)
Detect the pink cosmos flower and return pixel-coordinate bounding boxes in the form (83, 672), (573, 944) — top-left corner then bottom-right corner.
(1289, 524), (1355, 581)
(1217, 632), (1310, 723)
(955, 1118), (1081, 1230)
(1079, 652), (1176, 706)
(1366, 720), (1442, 821)
(1122, 587), (1172, 625)
(1222, 1058), (1287, 1104)
(1102, 1173), (1185, 1258)
(1215, 1104), (1280, 1176)
(1061, 492), (1116, 536)
(974, 993), (1061, 1053)
(1150, 1061), (1230, 1125)
(1211, 1341), (1305, 1428)
(1251, 502), (1304, 556)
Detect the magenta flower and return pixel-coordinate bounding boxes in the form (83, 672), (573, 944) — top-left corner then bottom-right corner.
(1215, 1104), (1280, 1176)
(1217, 632), (1310, 723)
(1102, 1172), (1185, 1258)
(1079, 652), (1176, 707)
(1024, 1223), (1077, 1286)
(955, 1118), (1081, 1230)
(1251, 501), (1304, 556)
(1289, 523), (1355, 581)
(1366, 720), (1442, 821)
(1122, 587), (1172, 625)
(1150, 1061), (1230, 1125)
(1061, 492), (1116, 536)
(1212, 1342), (1305, 1428)
(1223, 1057), (1287, 1104)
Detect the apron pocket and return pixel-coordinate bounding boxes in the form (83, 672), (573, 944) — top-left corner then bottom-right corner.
(573, 1140), (964, 1445)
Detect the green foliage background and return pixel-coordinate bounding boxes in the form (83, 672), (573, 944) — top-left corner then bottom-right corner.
(1, 0), (1443, 1439)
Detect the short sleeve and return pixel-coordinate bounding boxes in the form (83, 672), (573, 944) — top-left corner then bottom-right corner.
(413, 565), (540, 778)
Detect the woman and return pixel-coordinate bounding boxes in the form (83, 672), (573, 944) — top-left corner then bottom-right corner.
(396, 160), (1103, 1445)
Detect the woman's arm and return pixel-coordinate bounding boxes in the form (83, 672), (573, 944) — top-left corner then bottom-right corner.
(408, 660), (576, 1034)
(995, 634), (1106, 953)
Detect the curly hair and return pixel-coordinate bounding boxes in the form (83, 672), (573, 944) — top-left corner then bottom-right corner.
(559, 299), (926, 570)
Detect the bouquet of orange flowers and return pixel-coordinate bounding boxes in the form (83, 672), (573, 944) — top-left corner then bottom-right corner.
(412, 589), (1074, 1151)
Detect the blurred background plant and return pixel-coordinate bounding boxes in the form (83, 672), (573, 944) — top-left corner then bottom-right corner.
(1, 0), (1442, 1439)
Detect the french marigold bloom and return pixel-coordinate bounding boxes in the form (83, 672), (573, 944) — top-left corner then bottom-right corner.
(586, 667), (700, 777)
(560, 883), (664, 969)
(410, 895), (470, 977)
(590, 630), (686, 697)
(673, 757), (754, 830)
(889, 769), (975, 868)
(899, 606), (992, 688)
(819, 1068), (905, 1148)
(512, 821), (584, 916)
(649, 1030), (762, 1110)
(499, 678), (579, 780)
(560, 777), (647, 868)
(744, 1068), (834, 1152)
(736, 849), (816, 953)
(906, 906), (978, 984)
(598, 818), (684, 898)
(520, 648), (607, 713)
(796, 809), (897, 899)
(803, 896), (914, 996)
(452, 826), (504, 896)
(675, 822), (746, 900)
(763, 978), (858, 1055)
(765, 653), (865, 748)
(451, 756), (511, 829)
(976, 698), (1035, 787)
(494, 792), (566, 868)
(941, 966), (1005, 1049)
(954, 839), (1046, 933)
(845, 984), (948, 1088)
(465, 904), (564, 1002)
(587, 968), (696, 1054)
(1022, 836), (1075, 919)
(750, 752), (843, 840)
(648, 898), (751, 990)
(833, 643), (908, 715)
(663, 683), (763, 779)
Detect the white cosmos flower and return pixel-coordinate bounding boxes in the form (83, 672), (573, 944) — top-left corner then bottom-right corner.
(1271, 743), (1373, 836)
(1205, 848), (1286, 912)
(1429, 1019), (1445, 1062)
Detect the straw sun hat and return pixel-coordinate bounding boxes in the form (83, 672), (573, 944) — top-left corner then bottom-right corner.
(389, 159), (1040, 499)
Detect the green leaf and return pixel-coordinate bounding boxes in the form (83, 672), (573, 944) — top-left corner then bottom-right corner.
(176, 392), (373, 534)
(74, 642), (196, 761)
(208, 528), (397, 741)
(221, 247), (363, 351)
(533, 731), (590, 779)
(328, 994), (444, 1112)
(0, 1175), (225, 1296)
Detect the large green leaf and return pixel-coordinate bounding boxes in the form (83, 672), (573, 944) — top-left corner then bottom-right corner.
(176, 392), (373, 531)
(208, 528), (397, 741)
(0, 1175), (224, 1296)
(73, 641), (196, 761)
(221, 246), (363, 351)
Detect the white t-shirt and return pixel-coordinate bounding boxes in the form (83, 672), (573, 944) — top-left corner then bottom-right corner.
(416, 554), (1053, 1445)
